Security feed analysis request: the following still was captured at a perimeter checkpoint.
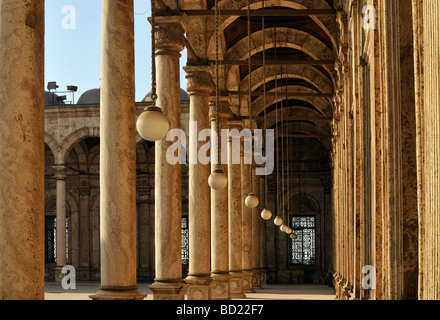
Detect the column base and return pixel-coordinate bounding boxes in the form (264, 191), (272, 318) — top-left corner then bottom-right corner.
(211, 273), (231, 300)
(89, 286), (146, 300)
(77, 266), (92, 281)
(54, 266), (65, 283)
(252, 270), (261, 289)
(185, 275), (212, 300)
(260, 269), (268, 288)
(229, 272), (246, 299)
(149, 280), (186, 300)
(242, 270), (255, 293)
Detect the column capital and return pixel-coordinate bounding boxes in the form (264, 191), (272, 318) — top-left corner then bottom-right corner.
(152, 16), (187, 53)
(52, 165), (68, 180)
(184, 65), (214, 95)
(227, 118), (244, 130)
(209, 98), (233, 121)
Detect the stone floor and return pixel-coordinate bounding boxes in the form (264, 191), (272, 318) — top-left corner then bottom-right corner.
(44, 282), (336, 300)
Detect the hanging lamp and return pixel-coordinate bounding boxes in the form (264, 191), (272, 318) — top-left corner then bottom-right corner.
(208, 0), (227, 190)
(260, 5), (272, 220)
(137, 0), (170, 141)
(284, 73), (292, 235)
(273, 25), (283, 227)
(245, 0), (259, 208)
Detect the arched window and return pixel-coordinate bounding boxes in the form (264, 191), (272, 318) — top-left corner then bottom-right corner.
(291, 215), (316, 266)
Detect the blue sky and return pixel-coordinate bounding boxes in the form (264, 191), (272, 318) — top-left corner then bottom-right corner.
(45, 0), (187, 103)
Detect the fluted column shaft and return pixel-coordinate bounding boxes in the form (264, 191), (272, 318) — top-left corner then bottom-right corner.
(210, 100), (231, 300)
(91, 0), (143, 300)
(0, 0), (45, 300)
(228, 122), (246, 298)
(149, 16), (186, 300)
(184, 66), (213, 300)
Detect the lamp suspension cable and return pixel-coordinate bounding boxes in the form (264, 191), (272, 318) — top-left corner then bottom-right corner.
(136, 0), (170, 142)
(280, 68), (286, 227)
(247, 0), (253, 191)
(215, 0), (220, 155)
(263, 0), (268, 208)
(150, 0), (157, 103)
(273, 25), (283, 227)
(260, 0), (272, 220)
(285, 72), (292, 235)
(207, 0), (228, 190)
(244, 0), (259, 209)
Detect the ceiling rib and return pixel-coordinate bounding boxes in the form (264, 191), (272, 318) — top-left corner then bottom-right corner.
(209, 59), (335, 66)
(221, 91), (334, 98)
(157, 9), (337, 17)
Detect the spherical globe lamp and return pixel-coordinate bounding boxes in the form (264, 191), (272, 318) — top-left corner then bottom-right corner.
(261, 208), (272, 220)
(245, 193), (259, 208)
(286, 227), (292, 235)
(280, 224), (287, 232)
(274, 216), (283, 226)
(208, 168), (227, 190)
(290, 233), (298, 240)
(136, 106), (170, 141)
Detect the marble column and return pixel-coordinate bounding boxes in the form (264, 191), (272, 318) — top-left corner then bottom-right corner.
(252, 172), (261, 289)
(184, 66), (213, 300)
(53, 166), (68, 282)
(149, 16), (186, 300)
(241, 149), (254, 293)
(0, 0), (45, 300)
(228, 121), (246, 298)
(210, 100), (231, 300)
(90, 0), (144, 300)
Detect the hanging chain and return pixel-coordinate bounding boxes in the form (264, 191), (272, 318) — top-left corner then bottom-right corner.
(275, 26), (280, 216)
(215, 0), (221, 166)
(281, 63), (285, 224)
(286, 66), (290, 228)
(262, 0), (268, 208)
(247, 0), (254, 192)
(150, 0), (157, 102)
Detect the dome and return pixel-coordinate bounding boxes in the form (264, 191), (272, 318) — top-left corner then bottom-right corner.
(45, 91), (65, 106)
(77, 88), (100, 105)
(142, 89), (189, 103)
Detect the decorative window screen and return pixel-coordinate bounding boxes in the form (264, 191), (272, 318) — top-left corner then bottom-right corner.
(291, 216), (316, 265)
(44, 216), (69, 264)
(181, 216), (189, 265)
(45, 216), (56, 263)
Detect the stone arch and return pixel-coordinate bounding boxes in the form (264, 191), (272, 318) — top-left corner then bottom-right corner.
(226, 27), (334, 62)
(59, 127), (100, 164)
(45, 132), (62, 164)
(288, 192), (321, 215)
(263, 105), (332, 134)
(44, 188), (79, 219)
(206, 0), (338, 60)
(252, 85), (333, 117)
(239, 64), (334, 94)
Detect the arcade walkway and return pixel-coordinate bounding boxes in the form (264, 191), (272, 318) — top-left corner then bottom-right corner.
(45, 283), (336, 301)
